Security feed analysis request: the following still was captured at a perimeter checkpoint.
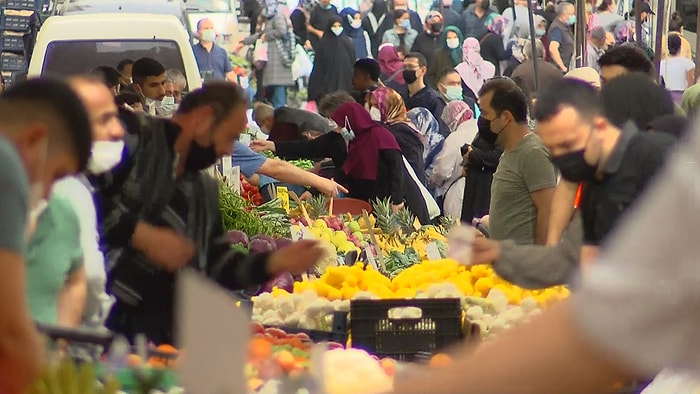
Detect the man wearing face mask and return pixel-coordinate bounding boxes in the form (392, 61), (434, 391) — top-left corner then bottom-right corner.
(548, 1), (576, 73)
(0, 78), (94, 394)
(403, 52), (450, 137)
(193, 18), (238, 82)
(478, 78), (556, 245)
(90, 82), (324, 345)
(462, 0), (497, 39)
(131, 57), (167, 117)
(411, 11), (444, 68)
(50, 76), (125, 336)
(165, 68), (187, 104)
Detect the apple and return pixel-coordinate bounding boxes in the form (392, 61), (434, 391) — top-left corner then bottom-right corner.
(347, 221), (361, 233)
(250, 322), (265, 335)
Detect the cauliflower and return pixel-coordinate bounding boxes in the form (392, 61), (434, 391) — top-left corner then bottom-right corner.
(253, 292), (275, 309)
(503, 306), (525, 323)
(315, 241), (339, 274)
(487, 289), (508, 313)
(299, 314), (318, 330)
(415, 292), (429, 299)
(466, 306), (484, 321)
(323, 349), (393, 394)
(262, 310), (284, 326)
(352, 291), (376, 300)
(520, 297), (538, 313)
(284, 312), (301, 327)
(275, 297), (295, 316)
(335, 300), (351, 312)
(324, 314), (334, 326)
(482, 313), (495, 326)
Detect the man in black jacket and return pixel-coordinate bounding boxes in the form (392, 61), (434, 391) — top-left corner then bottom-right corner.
(92, 82), (322, 344)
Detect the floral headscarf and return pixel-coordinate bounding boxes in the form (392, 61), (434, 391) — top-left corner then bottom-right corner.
(455, 37), (495, 95)
(441, 100), (474, 132)
(370, 87), (411, 125)
(407, 107), (444, 162)
(485, 15), (507, 36)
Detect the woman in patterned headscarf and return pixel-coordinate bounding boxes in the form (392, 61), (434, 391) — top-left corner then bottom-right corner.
(455, 37), (496, 99)
(479, 14), (510, 75)
(367, 87), (425, 185)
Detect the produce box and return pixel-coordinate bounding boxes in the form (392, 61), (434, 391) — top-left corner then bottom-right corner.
(350, 299), (465, 362)
(262, 311), (348, 344)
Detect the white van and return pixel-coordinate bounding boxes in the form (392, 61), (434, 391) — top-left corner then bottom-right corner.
(28, 13), (202, 90)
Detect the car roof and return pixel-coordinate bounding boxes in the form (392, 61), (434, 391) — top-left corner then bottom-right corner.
(61, 0), (186, 16)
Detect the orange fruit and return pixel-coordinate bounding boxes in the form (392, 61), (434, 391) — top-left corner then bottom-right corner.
(274, 350), (296, 372)
(248, 338), (273, 360)
(126, 354), (142, 367)
(156, 344), (178, 354)
(147, 357), (167, 369)
(428, 353), (452, 368)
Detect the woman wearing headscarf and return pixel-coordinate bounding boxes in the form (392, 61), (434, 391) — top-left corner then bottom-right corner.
(308, 17), (356, 103)
(290, 0), (318, 48)
(340, 7), (373, 59)
(377, 45), (406, 95)
(407, 107), (444, 181)
(460, 115), (502, 223)
(479, 15), (511, 75)
(431, 101), (476, 202)
(362, 0), (392, 57)
(367, 87), (426, 185)
(455, 37), (495, 98)
(426, 26), (464, 88)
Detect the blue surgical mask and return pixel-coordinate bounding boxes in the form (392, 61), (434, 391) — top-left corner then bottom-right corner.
(400, 19), (411, 29)
(331, 26), (344, 36)
(535, 28), (546, 37)
(201, 29), (216, 42)
(339, 116), (355, 141)
(567, 15), (576, 25)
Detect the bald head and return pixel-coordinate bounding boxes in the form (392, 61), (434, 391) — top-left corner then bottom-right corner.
(68, 77), (124, 142)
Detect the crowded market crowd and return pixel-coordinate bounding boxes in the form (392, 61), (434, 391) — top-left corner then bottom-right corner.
(0, 0), (698, 391)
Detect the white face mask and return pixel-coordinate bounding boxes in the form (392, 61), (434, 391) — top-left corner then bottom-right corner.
(446, 37), (460, 49)
(159, 96), (177, 116)
(369, 107), (382, 121)
(87, 140), (125, 175)
(351, 20), (362, 29)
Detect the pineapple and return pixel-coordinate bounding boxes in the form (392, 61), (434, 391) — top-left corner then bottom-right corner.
(437, 215), (457, 236)
(372, 198), (397, 235)
(308, 194), (328, 219)
(396, 207), (417, 236)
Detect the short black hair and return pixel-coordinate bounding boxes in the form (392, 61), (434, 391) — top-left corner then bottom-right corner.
(354, 58), (381, 82)
(116, 91), (144, 107)
(117, 58), (134, 72)
(91, 66), (122, 89)
(132, 57), (166, 85)
(534, 78), (601, 123)
(176, 81), (246, 128)
(598, 44), (654, 77)
(0, 78), (92, 171)
(438, 68), (458, 83)
(601, 72), (674, 130)
(647, 114), (688, 138)
(669, 12), (683, 32)
(405, 52), (427, 68)
(479, 78), (529, 123)
(393, 9), (408, 21)
(318, 90), (355, 117)
(667, 34), (682, 55)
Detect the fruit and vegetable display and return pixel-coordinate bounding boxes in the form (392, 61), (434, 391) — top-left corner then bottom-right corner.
(219, 183), (290, 238)
(258, 150), (315, 171)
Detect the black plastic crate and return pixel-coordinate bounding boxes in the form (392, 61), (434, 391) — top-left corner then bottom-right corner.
(350, 298), (464, 361)
(4, 0), (42, 10)
(1, 34), (25, 53)
(0, 13), (34, 32)
(0, 53), (27, 72)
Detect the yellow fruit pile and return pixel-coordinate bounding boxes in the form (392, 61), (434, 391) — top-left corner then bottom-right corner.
(289, 259), (569, 306)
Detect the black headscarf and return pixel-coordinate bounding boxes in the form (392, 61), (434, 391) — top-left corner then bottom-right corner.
(308, 15), (356, 101)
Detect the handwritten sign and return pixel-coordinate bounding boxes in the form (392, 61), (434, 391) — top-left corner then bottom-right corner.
(426, 242), (441, 261)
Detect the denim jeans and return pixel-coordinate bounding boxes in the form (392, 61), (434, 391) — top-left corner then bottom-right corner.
(269, 85), (286, 109)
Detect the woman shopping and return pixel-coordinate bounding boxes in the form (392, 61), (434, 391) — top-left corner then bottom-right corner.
(340, 7), (373, 59)
(378, 45), (407, 95)
(407, 107), (444, 184)
(308, 17), (356, 103)
(426, 26), (464, 88)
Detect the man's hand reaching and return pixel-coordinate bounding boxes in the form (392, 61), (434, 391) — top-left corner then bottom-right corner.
(267, 240), (324, 275)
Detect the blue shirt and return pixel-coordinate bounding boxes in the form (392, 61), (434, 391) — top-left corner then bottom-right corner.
(192, 43), (232, 81)
(232, 141), (267, 178)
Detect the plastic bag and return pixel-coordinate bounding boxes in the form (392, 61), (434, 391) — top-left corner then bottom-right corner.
(253, 38), (268, 70)
(292, 44), (313, 80)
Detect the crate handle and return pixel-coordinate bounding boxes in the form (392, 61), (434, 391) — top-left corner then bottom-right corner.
(387, 306), (423, 320)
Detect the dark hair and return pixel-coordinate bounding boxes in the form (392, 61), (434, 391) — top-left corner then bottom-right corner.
(132, 57), (166, 85)
(116, 58), (134, 72)
(91, 66), (122, 89)
(601, 72), (674, 130)
(405, 52), (427, 68)
(116, 91), (145, 107)
(669, 12), (683, 32)
(0, 78), (93, 171)
(598, 45), (654, 77)
(534, 78), (601, 123)
(318, 90), (355, 116)
(667, 34), (682, 55)
(438, 68), (458, 83)
(393, 9), (408, 21)
(647, 114), (688, 138)
(354, 58), (381, 81)
(479, 78), (529, 123)
(177, 81), (247, 127)
(597, 0), (613, 12)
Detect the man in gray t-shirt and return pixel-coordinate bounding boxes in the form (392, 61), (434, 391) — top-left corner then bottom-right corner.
(477, 78), (557, 246)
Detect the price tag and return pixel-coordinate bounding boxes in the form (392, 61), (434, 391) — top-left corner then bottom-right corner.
(290, 225), (303, 241)
(364, 247), (379, 271)
(238, 133), (251, 146)
(221, 155), (232, 178)
(426, 242), (441, 261)
(276, 186), (290, 212)
(301, 226), (316, 240)
(230, 166), (241, 195)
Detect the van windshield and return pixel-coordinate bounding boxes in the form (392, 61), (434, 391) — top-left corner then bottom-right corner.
(42, 40), (187, 79)
(186, 0), (230, 12)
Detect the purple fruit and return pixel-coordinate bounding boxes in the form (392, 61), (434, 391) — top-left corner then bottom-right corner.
(261, 272), (295, 293)
(274, 238), (293, 250)
(248, 238), (275, 254)
(225, 230), (249, 248)
(251, 234), (275, 245)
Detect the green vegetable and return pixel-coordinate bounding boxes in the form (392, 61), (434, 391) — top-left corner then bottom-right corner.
(219, 183), (290, 238)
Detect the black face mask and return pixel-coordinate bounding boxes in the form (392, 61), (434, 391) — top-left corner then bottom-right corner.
(429, 22), (443, 33)
(550, 150), (598, 182)
(185, 142), (219, 171)
(402, 69), (418, 84)
(477, 116), (498, 144)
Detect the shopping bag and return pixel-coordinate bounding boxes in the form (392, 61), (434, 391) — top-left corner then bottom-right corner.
(402, 156), (441, 220)
(292, 44), (313, 80)
(253, 38), (268, 70)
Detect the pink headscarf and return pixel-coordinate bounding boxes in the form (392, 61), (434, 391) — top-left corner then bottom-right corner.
(485, 15), (507, 36)
(377, 45), (405, 84)
(441, 100), (474, 132)
(455, 37), (495, 95)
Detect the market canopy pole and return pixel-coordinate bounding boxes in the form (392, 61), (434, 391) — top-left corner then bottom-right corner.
(525, 0), (539, 93)
(575, 0), (586, 67)
(652, 0), (666, 83)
